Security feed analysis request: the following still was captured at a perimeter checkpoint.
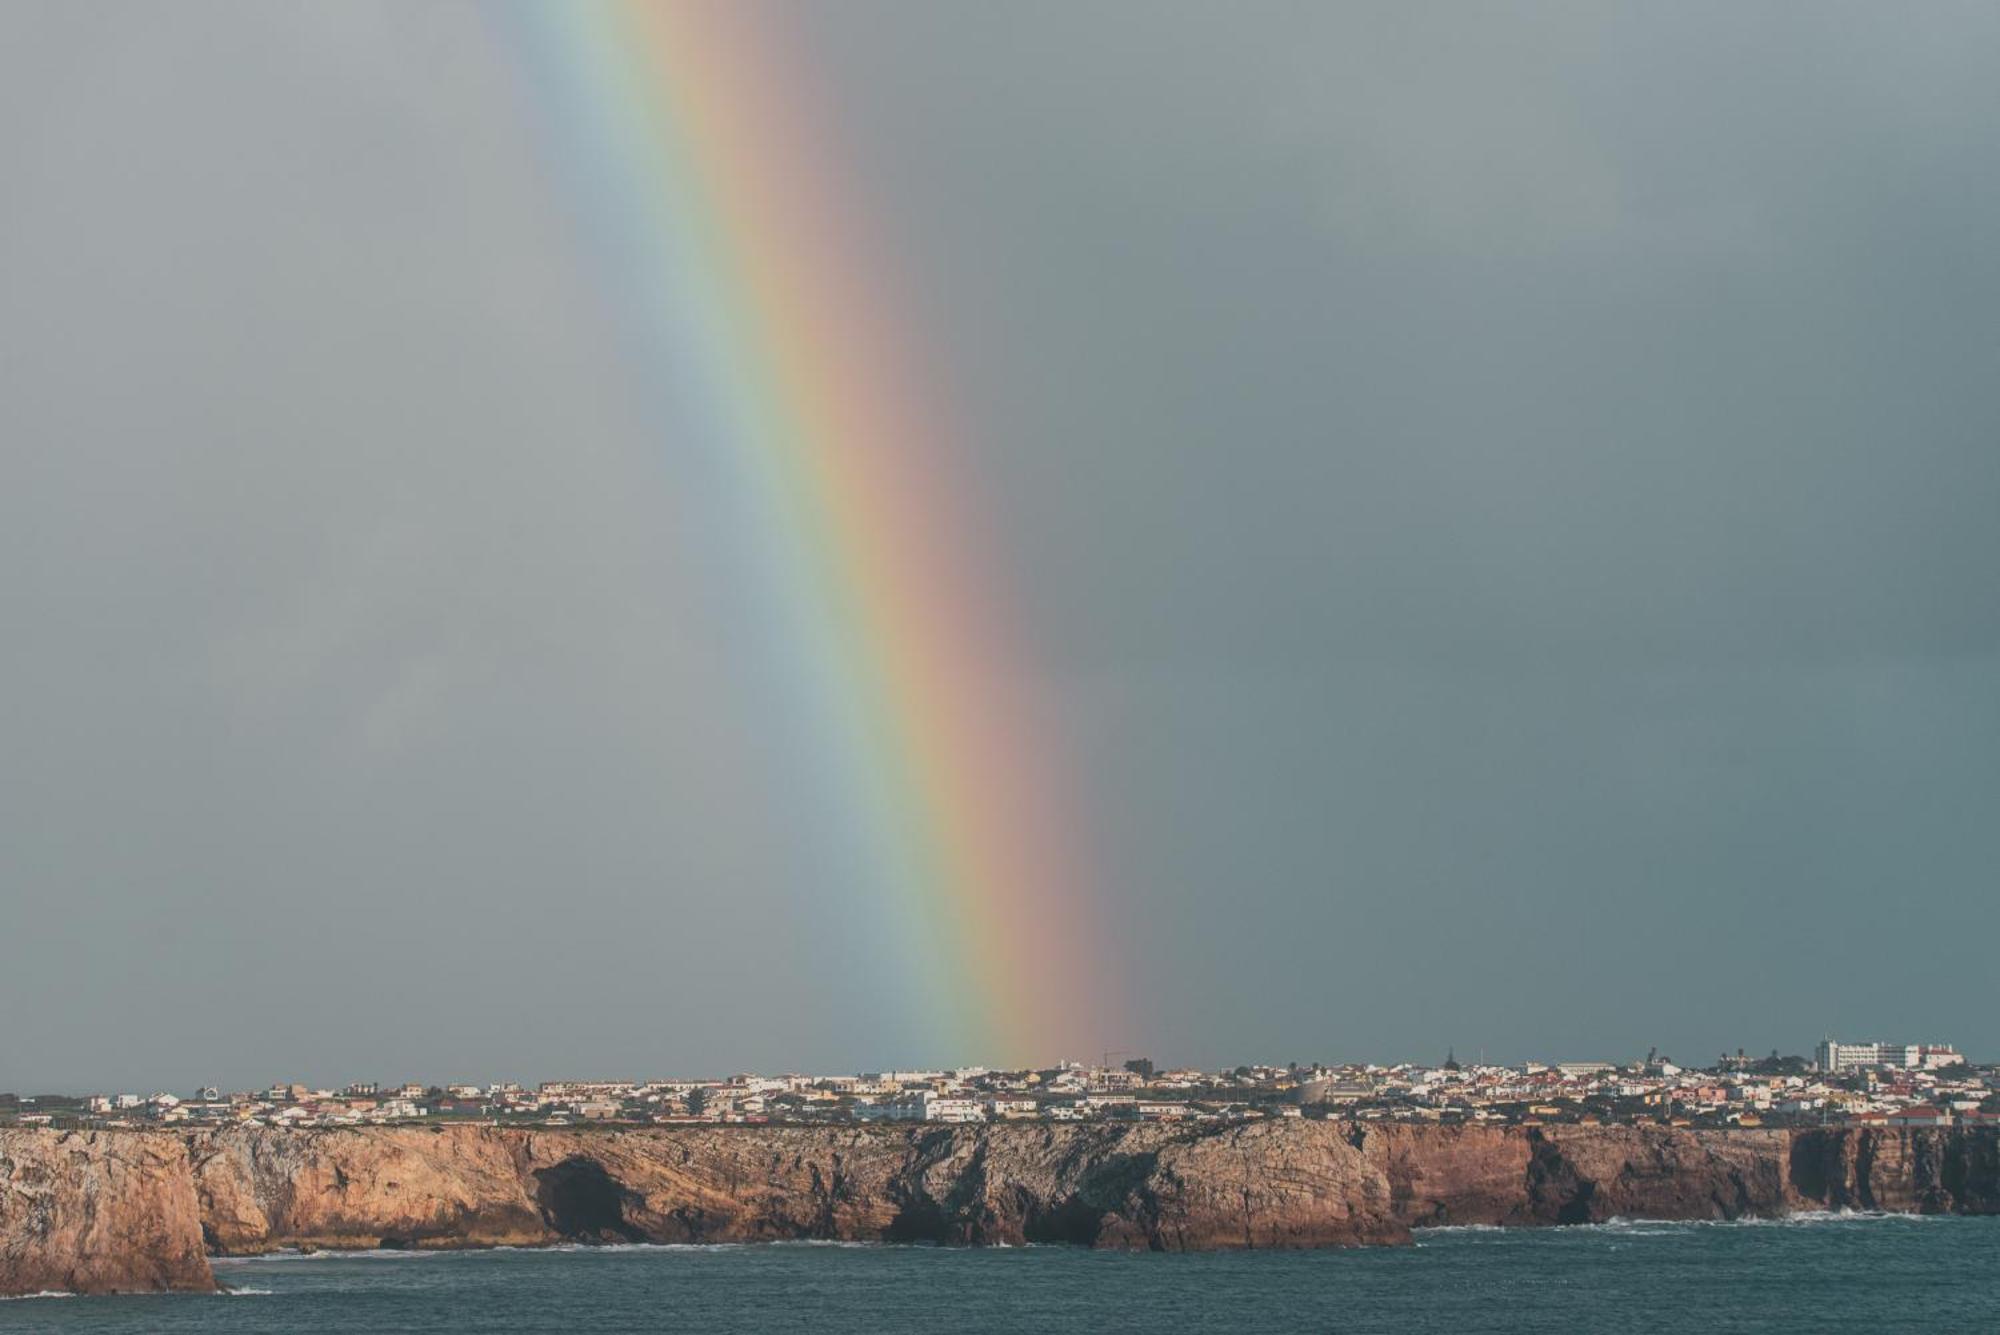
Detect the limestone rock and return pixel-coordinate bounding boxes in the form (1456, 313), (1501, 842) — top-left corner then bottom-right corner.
(0, 1129), (215, 1295)
(5, 1122), (1999, 1295)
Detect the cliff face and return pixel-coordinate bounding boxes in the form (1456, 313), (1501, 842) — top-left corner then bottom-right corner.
(1787, 1125), (2000, 1215)
(186, 1120), (1407, 1253)
(1356, 1123), (1800, 1226)
(4, 1122), (1998, 1295)
(0, 1130), (216, 1295)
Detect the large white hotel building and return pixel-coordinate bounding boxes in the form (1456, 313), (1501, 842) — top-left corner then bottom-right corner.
(1814, 1038), (1961, 1072)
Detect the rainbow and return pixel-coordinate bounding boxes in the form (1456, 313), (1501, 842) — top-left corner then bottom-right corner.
(490, 1), (1123, 1066)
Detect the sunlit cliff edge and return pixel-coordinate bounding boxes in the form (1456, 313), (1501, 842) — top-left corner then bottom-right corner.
(4, 1123), (1998, 1295)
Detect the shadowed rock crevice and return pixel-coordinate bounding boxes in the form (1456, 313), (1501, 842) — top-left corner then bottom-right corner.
(533, 1156), (644, 1243)
(1020, 1194), (1107, 1245)
(1852, 1133), (1880, 1210)
(1524, 1133), (1592, 1224)
(1787, 1131), (1835, 1205)
(882, 1194), (950, 1243)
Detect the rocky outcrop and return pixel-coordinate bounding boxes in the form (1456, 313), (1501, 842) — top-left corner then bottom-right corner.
(185, 1120), (1408, 1253)
(1356, 1123), (1798, 1226)
(1, 1130), (216, 1295)
(1787, 1125), (2000, 1215)
(4, 1122), (1997, 1295)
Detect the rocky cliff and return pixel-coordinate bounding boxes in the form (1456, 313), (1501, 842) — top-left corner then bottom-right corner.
(186, 1120), (1407, 1254)
(0, 1130), (216, 1295)
(5, 1122), (1997, 1295)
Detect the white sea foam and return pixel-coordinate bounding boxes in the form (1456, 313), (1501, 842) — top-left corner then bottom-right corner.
(215, 1247), (440, 1262)
(0, 1290), (76, 1301)
(1771, 1209), (1941, 1225)
(1411, 1224), (1505, 1235)
(218, 1239), (890, 1264)
(1417, 1209), (1937, 1241)
(527, 1240), (881, 1253)
(1564, 1210), (1935, 1236)
(541, 1243), (741, 1254)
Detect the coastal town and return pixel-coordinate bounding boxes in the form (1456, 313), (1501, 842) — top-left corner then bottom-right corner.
(6, 1038), (1995, 1134)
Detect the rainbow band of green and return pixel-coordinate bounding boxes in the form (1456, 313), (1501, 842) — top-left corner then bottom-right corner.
(491, 0), (1125, 1066)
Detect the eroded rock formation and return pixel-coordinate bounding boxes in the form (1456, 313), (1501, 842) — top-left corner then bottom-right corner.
(0, 1130), (216, 1295)
(186, 1120), (1407, 1253)
(4, 1122), (1997, 1296)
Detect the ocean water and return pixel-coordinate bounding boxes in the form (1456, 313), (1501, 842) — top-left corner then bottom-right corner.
(5, 1214), (1996, 1333)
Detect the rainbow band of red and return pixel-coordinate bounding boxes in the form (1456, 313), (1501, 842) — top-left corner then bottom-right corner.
(496, 0), (1124, 1065)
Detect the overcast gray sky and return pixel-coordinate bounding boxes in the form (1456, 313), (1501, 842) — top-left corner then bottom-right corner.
(5, 1), (1998, 1090)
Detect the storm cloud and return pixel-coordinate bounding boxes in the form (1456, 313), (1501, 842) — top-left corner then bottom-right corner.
(3, 1), (1997, 1088)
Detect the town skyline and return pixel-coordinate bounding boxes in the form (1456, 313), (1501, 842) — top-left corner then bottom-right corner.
(7, 1033), (1984, 1104)
(8, 1036), (1988, 1139)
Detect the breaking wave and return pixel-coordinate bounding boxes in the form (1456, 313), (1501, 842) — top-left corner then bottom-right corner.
(216, 1249), (436, 1262)
(1411, 1224), (1505, 1235)
(1416, 1209), (1940, 1241)
(1576, 1210), (1936, 1234)
(217, 1238), (889, 1265)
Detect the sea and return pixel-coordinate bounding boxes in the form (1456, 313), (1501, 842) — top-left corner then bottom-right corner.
(3, 1213), (1995, 1333)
